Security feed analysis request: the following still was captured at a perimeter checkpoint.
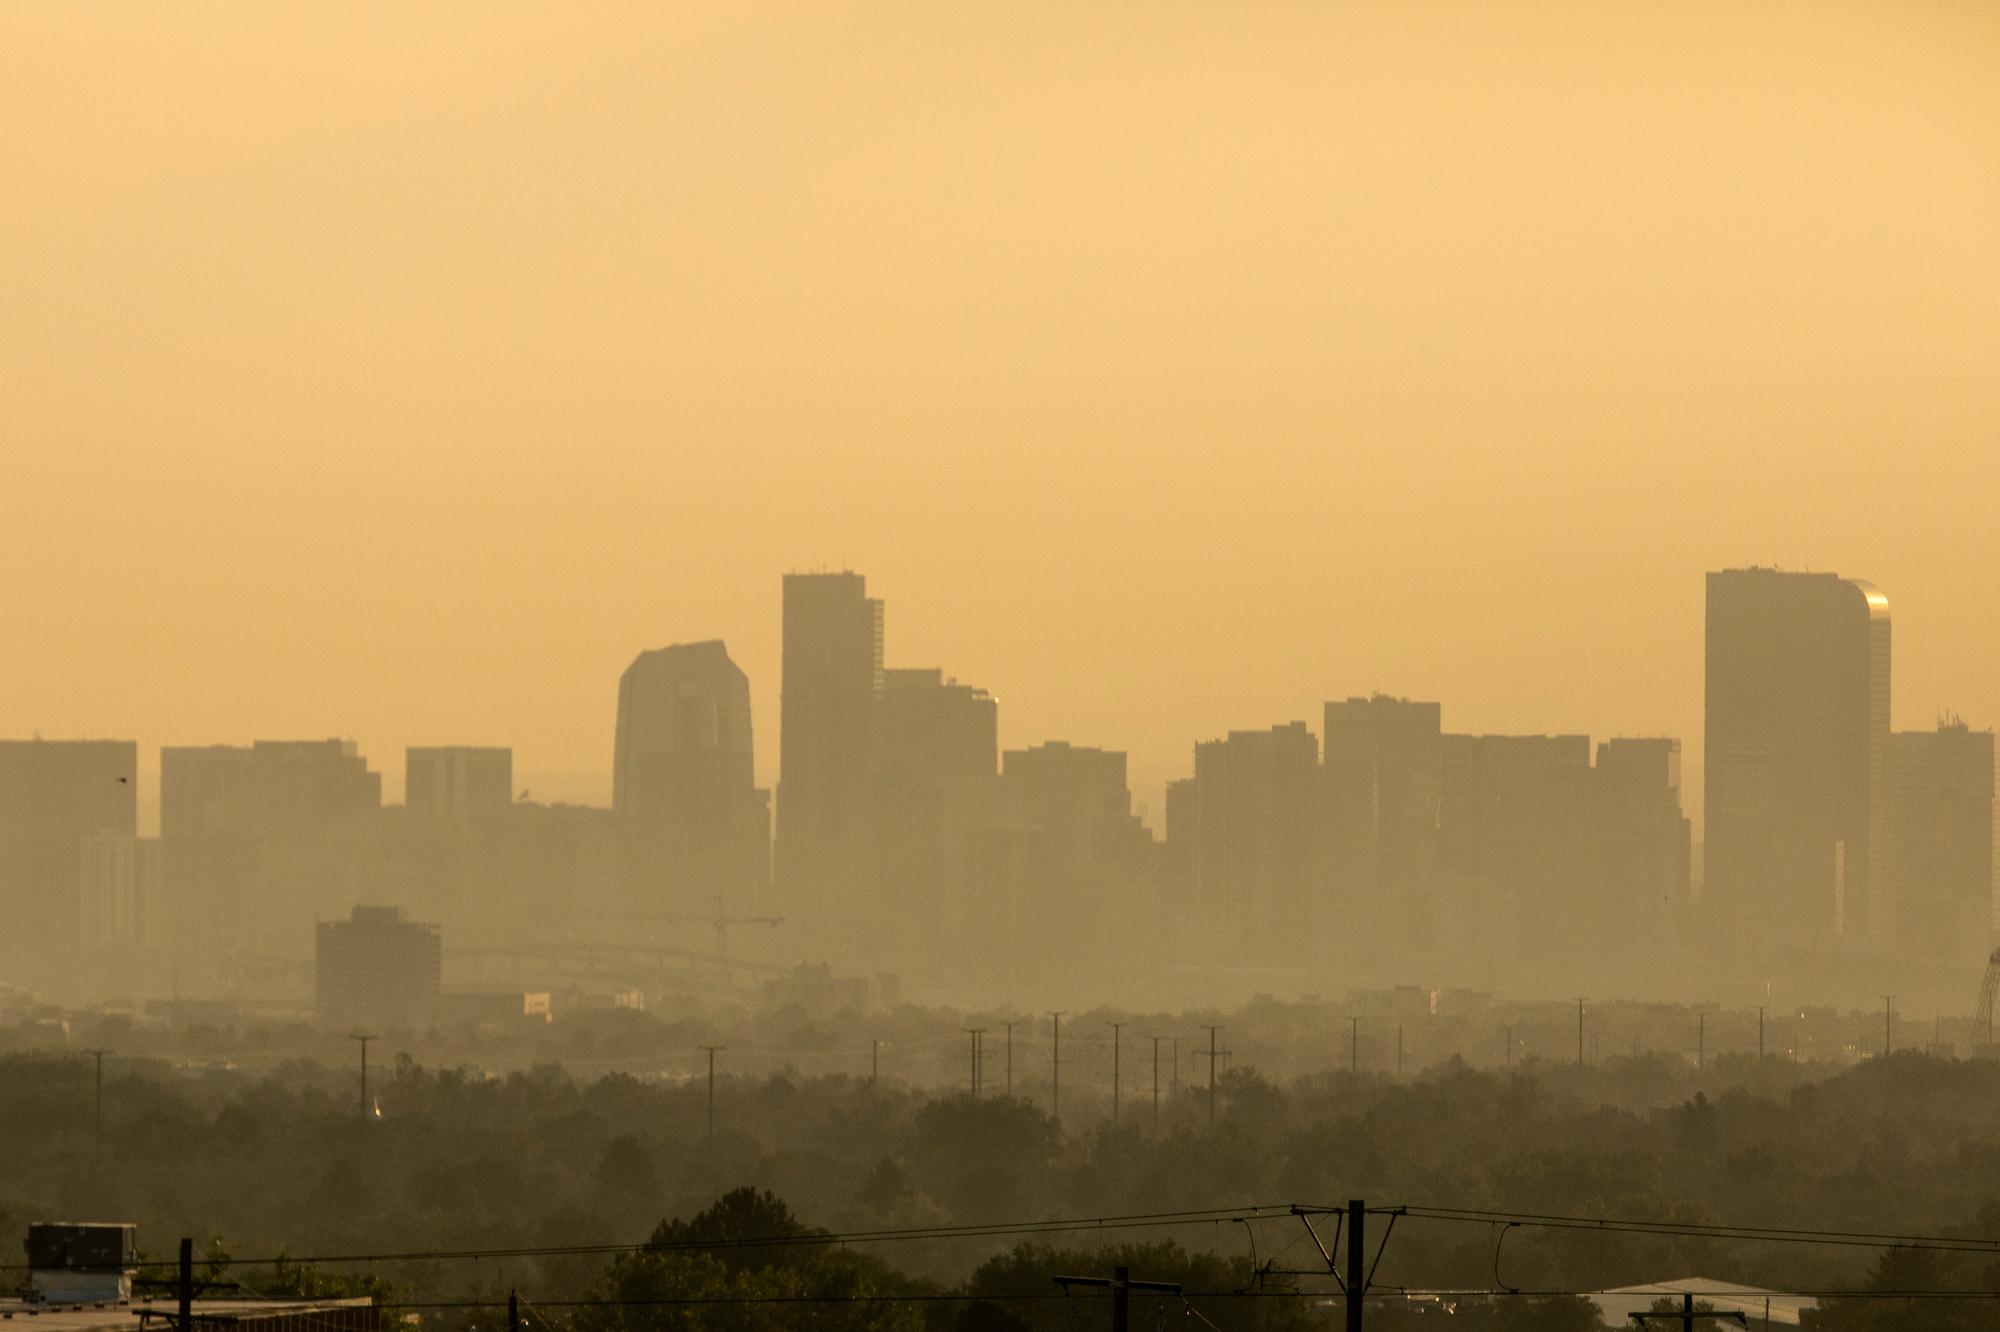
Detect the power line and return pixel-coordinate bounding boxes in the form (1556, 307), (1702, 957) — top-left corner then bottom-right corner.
(365, 1287), (2000, 1310)
(1385, 1203), (2000, 1255)
(34, 1206), (1300, 1275)
(38, 1199), (2000, 1284)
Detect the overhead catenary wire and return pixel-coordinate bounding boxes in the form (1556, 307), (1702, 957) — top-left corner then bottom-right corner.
(1383, 1202), (2000, 1255)
(364, 1287), (2000, 1310)
(40, 1198), (2000, 1275)
(11, 1205), (1302, 1275)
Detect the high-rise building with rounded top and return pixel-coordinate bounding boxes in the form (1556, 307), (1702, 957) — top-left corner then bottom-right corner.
(1704, 568), (1890, 952)
(614, 640), (769, 912)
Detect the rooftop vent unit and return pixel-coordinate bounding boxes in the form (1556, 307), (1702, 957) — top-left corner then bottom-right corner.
(24, 1223), (136, 1303)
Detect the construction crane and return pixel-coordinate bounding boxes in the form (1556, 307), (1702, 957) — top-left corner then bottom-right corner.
(1974, 947), (2000, 1052)
(658, 895), (784, 970)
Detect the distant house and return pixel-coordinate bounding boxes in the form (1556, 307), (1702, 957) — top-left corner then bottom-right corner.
(1590, 1278), (1815, 1327)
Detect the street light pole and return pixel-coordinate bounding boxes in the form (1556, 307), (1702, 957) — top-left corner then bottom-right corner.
(348, 1033), (375, 1121)
(1108, 1022), (1123, 1125)
(700, 1045), (724, 1143)
(83, 1048), (110, 1173)
(1048, 1012), (1065, 1126)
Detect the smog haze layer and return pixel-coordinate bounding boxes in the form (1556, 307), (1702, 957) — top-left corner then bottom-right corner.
(6, 1), (1999, 824)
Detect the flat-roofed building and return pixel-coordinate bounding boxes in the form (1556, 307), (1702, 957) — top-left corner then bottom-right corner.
(314, 904), (441, 1032)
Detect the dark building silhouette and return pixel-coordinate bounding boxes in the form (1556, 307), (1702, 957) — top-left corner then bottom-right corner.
(490, 800), (618, 940)
(1883, 720), (1994, 964)
(874, 668), (997, 969)
(367, 746), (515, 934)
(0, 740), (137, 964)
(978, 741), (1155, 984)
(314, 904), (441, 1032)
(1592, 737), (1693, 945)
(1440, 733), (1594, 965)
(406, 746), (512, 823)
(613, 642), (769, 913)
(1183, 722), (1319, 963)
(776, 572), (883, 927)
(1322, 696), (1443, 956)
(1705, 568), (1890, 951)
(1163, 776), (1199, 909)
(160, 739), (382, 960)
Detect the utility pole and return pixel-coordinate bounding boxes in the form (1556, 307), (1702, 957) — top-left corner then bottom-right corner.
(1883, 995), (1894, 1057)
(1149, 1035), (1162, 1133)
(1052, 1264), (1182, 1332)
(1629, 1290), (1747, 1328)
(1003, 1020), (1016, 1096)
(1049, 1012), (1065, 1126)
(964, 1028), (986, 1097)
(83, 1048), (109, 1173)
(177, 1237), (193, 1332)
(1200, 1025), (1223, 1127)
(348, 1032), (375, 1120)
(700, 1045), (723, 1143)
(508, 1290), (520, 1332)
(1108, 1022), (1123, 1125)
(1345, 1200), (1365, 1332)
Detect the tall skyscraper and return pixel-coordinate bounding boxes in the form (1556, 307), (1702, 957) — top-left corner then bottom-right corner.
(874, 668), (997, 967)
(1440, 733), (1594, 962)
(1592, 737), (1693, 944)
(776, 572), (883, 918)
(160, 739), (382, 958)
(612, 641), (768, 911)
(1323, 696), (1443, 954)
(1883, 719), (1995, 963)
(977, 740), (1156, 984)
(1187, 722), (1320, 961)
(1704, 568), (1890, 950)
(0, 740), (137, 962)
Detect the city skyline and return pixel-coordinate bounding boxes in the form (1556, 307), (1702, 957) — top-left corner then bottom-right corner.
(12, 563), (1988, 849)
(4, 561), (1991, 1006)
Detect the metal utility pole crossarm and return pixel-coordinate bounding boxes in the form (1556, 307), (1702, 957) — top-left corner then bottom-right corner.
(1287, 1199), (1401, 1332)
(1053, 1265), (1183, 1332)
(1200, 1025), (1223, 1128)
(963, 1028), (986, 1098)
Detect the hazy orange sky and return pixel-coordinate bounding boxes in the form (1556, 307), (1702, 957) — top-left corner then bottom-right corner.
(6, 2), (1998, 832)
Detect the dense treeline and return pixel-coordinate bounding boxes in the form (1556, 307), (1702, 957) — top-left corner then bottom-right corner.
(5, 1048), (2000, 1329)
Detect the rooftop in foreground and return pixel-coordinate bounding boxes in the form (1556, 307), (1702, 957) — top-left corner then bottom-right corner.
(0, 1297), (377, 1332)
